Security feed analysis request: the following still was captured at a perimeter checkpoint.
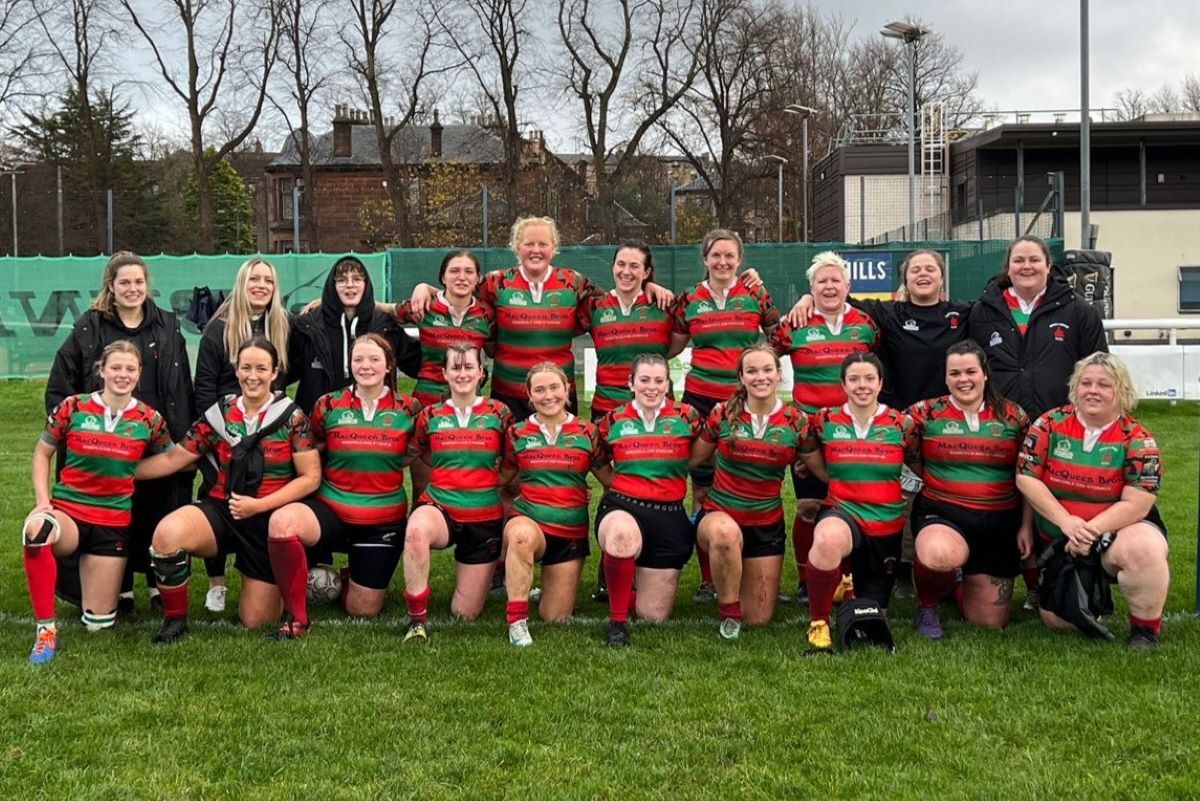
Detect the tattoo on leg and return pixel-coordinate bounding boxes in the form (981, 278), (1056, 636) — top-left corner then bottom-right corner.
(990, 576), (1014, 606)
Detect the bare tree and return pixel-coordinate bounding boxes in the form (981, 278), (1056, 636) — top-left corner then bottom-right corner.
(659, 0), (786, 229)
(341, 0), (448, 248)
(433, 0), (528, 223)
(557, 0), (702, 240)
(1112, 87), (1149, 121)
(0, 0), (44, 125)
(1182, 73), (1200, 111)
(119, 0), (281, 253)
(273, 0), (335, 250)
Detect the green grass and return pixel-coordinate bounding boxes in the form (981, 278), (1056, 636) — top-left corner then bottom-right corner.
(0, 381), (1197, 800)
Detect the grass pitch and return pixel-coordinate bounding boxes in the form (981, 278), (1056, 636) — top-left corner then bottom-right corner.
(0, 381), (1196, 800)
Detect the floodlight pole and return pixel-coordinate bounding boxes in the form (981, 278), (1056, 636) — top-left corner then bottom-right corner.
(882, 22), (928, 241)
(784, 104), (817, 241)
(765, 155), (788, 242)
(1080, 0), (1092, 248)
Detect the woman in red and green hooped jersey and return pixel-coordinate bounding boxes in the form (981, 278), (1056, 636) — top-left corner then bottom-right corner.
(136, 338), (321, 645)
(770, 250), (877, 604)
(497, 363), (606, 647)
(670, 228), (780, 601)
(394, 250), (495, 502)
(800, 352), (915, 652)
(408, 217), (673, 420)
(22, 341), (173, 664)
(401, 343), (514, 644)
(906, 341), (1032, 638)
(594, 353), (702, 648)
(1016, 352), (1168, 650)
(688, 344), (812, 641)
(265, 334), (421, 640)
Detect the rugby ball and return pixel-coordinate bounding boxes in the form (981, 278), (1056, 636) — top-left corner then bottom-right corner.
(306, 565), (343, 605)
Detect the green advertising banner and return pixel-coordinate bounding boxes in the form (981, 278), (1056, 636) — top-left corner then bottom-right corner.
(0, 253), (387, 379)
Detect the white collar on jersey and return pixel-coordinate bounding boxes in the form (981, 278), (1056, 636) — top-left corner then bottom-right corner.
(435, 290), (476, 326)
(354, 385), (390, 422)
(747, 399), (783, 439)
(1075, 411), (1118, 453)
(1005, 286), (1046, 315)
(91, 392), (137, 433)
(608, 288), (646, 317)
(841, 402), (890, 439)
(816, 302), (851, 336)
(701, 279), (736, 310)
(948, 397), (987, 433)
(532, 412), (574, 446)
(518, 265), (552, 304)
(634, 398), (668, 431)
(445, 396), (486, 427)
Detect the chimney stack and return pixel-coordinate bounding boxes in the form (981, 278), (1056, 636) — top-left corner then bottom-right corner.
(430, 108), (443, 159)
(333, 104), (353, 158)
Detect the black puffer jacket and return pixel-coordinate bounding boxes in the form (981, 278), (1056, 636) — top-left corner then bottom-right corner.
(966, 273), (1107, 419)
(46, 305), (195, 440)
(288, 260), (420, 413)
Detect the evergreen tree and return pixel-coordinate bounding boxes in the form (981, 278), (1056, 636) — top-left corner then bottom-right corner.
(185, 150), (255, 253)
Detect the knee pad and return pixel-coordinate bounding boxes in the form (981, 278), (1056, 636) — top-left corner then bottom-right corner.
(150, 547), (191, 587)
(82, 608), (117, 632)
(23, 512), (61, 548)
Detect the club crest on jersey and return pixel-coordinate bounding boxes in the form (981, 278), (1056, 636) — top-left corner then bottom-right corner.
(549, 294), (561, 307)
(943, 420), (964, 435)
(988, 422), (1004, 436)
(805, 329), (825, 342)
(903, 319), (919, 332)
(988, 331), (1002, 347)
(80, 414), (101, 432)
(1053, 438), (1073, 460)
(850, 328), (861, 341)
(831, 425), (853, 440)
(637, 308), (649, 319)
(338, 410), (357, 424)
(1098, 446), (1118, 466)
(946, 312), (960, 330)
(600, 309), (617, 324)
(619, 421), (639, 437)
(509, 292), (528, 306)
(1049, 322), (1069, 341)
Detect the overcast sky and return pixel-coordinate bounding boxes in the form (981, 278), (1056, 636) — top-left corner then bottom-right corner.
(818, 0), (1199, 112)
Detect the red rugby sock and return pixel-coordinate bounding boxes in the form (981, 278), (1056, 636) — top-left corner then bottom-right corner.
(792, 515), (815, 580)
(697, 546), (713, 584)
(807, 564), (842, 624)
(718, 600), (742, 622)
(268, 535), (310, 627)
(604, 553), (636, 624)
(23, 546), (57, 621)
(1130, 614), (1162, 634)
(405, 587), (430, 623)
(914, 558), (955, 610)
(159, 582), (190, 618)
(506, 599), (529, 625)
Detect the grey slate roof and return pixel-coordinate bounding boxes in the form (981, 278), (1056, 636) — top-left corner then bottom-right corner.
(268, 123), (508, 168)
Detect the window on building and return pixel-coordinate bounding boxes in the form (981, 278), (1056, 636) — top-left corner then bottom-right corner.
(276, 177), (296, 220)
(1179, 266), (1200, 313)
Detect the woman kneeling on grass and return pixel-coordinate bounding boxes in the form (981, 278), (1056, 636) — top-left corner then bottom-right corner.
(800, 353), (915, 652)
(689, 344), (811, 641)
(137, 338), (320, 644)
(266, 334), (421, 640)
(23, 341), (172, 664)
(401, 343), (513, 644)
(594, 353), (702, 647)
(498, 362), (605, 647)
(905, 341), (1032, 638)
(1015, 352), (1168, 650)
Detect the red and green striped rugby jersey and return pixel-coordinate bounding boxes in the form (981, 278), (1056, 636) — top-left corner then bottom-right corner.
(801, 405), (915, 537)
(672, 281), (780, 401)
(43, 393), (172, 527)
(1003, 288), (1043, 336)
(769, 306), (878, 413)
(598, 400), (701, 504)
(183, 395), (315, 501)
(309, 387), (421, 526)
(410, 397), (513, 523)
(579, 290), (672, 416)
(503, 415), (603, 539)
(479, 266), (596, 399)
(396, 295), (495, 406)
(907, 396), (1029, 513)
(1017, 406), (1161, 541)
(700, 401), (809, 527)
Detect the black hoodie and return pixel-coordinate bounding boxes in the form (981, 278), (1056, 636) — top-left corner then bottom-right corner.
(289, 259), (420, 413)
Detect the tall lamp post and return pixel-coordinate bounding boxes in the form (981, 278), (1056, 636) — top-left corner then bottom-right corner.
(764, 155), (787, 242)
(784, 104), (817, 241)
(881, 20), (928, 238)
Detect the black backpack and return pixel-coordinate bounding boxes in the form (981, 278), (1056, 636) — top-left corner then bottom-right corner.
(203, 395), (296, 498)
